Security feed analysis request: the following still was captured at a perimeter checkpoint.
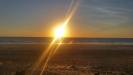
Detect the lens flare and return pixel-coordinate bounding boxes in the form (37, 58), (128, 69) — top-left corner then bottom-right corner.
(27, 0), (80, 75)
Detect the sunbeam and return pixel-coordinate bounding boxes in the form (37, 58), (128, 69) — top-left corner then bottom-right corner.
(27, 0), (80, 75)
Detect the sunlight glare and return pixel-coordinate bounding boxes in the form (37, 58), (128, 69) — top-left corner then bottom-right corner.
(54, 24), (66, 39)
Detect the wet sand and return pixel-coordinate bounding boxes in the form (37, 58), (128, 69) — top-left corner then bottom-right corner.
(0, 44), (133, 65)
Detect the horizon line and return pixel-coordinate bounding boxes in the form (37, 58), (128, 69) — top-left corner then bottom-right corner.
(0, 36), (133, 39)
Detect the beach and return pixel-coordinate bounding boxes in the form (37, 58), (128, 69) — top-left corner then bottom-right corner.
(0, 38), (133, 74)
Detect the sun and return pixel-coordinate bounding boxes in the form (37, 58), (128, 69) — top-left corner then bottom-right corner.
(54, 24), (66, 39)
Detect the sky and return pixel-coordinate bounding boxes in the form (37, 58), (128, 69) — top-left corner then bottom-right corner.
(0, 0), (133, 38)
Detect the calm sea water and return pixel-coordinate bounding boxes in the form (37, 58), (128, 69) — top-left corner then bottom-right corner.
(0, 37), (133, 45)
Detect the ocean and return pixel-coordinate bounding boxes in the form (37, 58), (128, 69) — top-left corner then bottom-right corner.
(0, 37), (133, 45)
